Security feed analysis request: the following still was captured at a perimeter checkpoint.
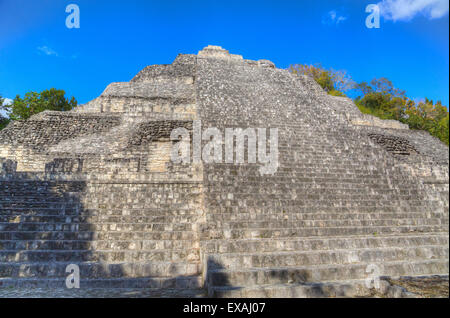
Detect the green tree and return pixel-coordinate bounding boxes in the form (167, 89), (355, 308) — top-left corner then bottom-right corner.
(289, 64), (354, 97)
(436, 114), (449, 146)
(354, 78), (409, 121)
(0, 115), (8, 130)
(3, 88), (77, 121)
(404, 99), (449, 145)
(290, 63), (448, 145)
(354, 78), (449, 145)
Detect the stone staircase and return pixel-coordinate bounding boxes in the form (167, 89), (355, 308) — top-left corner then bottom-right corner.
(0, 46), (448, 297)
(197, 124), (449, 297)
(0, 180), (204, 294)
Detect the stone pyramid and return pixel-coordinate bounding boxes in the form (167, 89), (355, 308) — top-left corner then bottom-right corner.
(0, 45), (448, 297)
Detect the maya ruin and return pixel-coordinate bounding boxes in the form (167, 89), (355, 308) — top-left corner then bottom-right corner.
(0, 46), (448, 297)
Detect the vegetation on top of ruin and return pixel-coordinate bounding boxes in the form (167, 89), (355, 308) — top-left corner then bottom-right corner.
(0, 89), (77, 129)
(290, 64), (449, 146)
(1, 65), (448, 146)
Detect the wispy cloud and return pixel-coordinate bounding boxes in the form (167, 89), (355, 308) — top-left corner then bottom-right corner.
(1, 98), (12, 117)
(322, 10), (348, 26)
(377, 0), (449, 21)
(3, 98), (13, 106)
(413, 97), (426, 105)
(37, 45), (58, 56)
(2, 98), (13, 106)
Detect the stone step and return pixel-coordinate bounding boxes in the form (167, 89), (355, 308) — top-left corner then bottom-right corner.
(2, 204), (446, 216)
(215, 173), (395, 180)
(206, 245), (449, 269)
(0, 205), (202, 212)
(203, 218), (448, 231)
(208, 180), (416, 188)
(0, 230), (197, 241)
(2, 233), (448, 252)
(0, 276), (203, 290)
(0, 196), (77, 202)
(202, 233), (449, 254)
(207, 186), (433, 195)
(0, 203), (80, 209)
(5, 188), (412, 200)
(208, 188), (418, 196)
(206, 199), (444, 208)
(225, 178), (420, 188)
(206, 205), (445, 214)
(267, 168), (383, 174)
(0, 202), (200, 210)
(0, 182), (84, 190)
(210, 205), (449, 215)
(1, 218), (447, 233)
(0, 261), (201, 278)
(208, 212), (448, 222)
(0, 222), (195, 232)
(208, 196), (438, 205)
(209, 280), (405, 298)
(209, 166), (415, 175)
(0, 192), (201, 200)
(203, 224), (447, 239)
(208, 177), (416, 187)
(1, 211), (446, 224)
(0, 249), (200, 262)
(0, 214), (200, 224)
(0, 207), (198, 216)
(5, 196), (434, 206)
(0, 239), (197, 251)
(0, 285), (207, 297)
(207, 259), (449, 290)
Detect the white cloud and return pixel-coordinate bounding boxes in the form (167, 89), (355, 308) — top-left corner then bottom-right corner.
(1, 98), (12, 118)
(377, 0), (449, 21)
(413, 97), (426, 105)
(2, 98), (13, 106)
(37, 45), (58, 56)
(322, 10), (348, 25)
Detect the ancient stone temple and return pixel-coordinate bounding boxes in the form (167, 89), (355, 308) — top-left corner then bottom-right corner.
(0, 46), (448, 297)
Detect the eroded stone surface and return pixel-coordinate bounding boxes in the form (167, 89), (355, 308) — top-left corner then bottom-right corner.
(0, 46), (448, 298)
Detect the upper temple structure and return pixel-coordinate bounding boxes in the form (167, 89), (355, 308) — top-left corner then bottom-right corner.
(0, 46), (448, 297)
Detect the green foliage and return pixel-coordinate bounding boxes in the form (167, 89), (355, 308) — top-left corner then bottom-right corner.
(3, 88), (77, 121)
(354, 79), (449, 145)
(0, 115), (10, 130)
(0, 118), (10, 130)
(289, 63), (449, 146)
(437, 115), (449, 146)
(356, 102), (394, 120)
(289, 64), (354, 96)
(403, 99), (449, 145)
(328, 90), (346, 97)
(353, 78), (409, 121)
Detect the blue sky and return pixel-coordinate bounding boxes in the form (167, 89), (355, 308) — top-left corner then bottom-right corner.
(0, 0), (448, 107)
